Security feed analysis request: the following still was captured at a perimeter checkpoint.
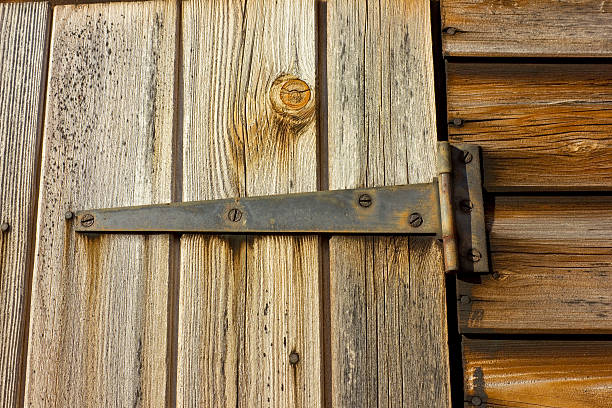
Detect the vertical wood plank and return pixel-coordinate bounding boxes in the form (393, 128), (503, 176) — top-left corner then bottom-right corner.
(25, 2), (175, 406)
(0, 2), (48, 406)
(327, 0), (451, 406)
(179, 0), (321, 406)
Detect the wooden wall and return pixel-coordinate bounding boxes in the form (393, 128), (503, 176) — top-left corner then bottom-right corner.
(441, 0), (612, 406)
(0, 0), (451, 407)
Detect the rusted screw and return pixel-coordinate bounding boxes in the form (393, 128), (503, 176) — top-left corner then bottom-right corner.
(463, 151), (473, 164)
(358, 194), (372, 208)
(452, 118), (463, 127)
(444, 27), (457, 35)
(228, 208), (242, 222)
(65, 211), (74, 220)
(1, 222), (10, 233)
(80, 214), (95, 228)
(460, 200), (474, 213)
(467, 248), (482, 262)
(460, 295), (471, 305)
(471, 396), (482, 406)
(409, 213), (423, 228)
(289, 351), (300, 365)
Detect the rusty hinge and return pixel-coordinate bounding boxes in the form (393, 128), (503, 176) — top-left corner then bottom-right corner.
(72, 142), (488, 274)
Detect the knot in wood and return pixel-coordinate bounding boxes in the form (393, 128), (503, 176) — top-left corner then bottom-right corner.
(280, 79), (310, 109)
(269, 75), (314, 123)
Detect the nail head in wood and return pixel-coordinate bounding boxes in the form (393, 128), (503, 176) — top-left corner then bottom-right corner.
(471, 396), (482, 406)
(1, 222), (10, 232)
(289, 351), (300, 365)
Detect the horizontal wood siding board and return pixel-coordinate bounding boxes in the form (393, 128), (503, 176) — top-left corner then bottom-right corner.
(463, 338), (612, 407)
(458, 196), (612, 334)
(441, 0), (612, 57)
(0, 2), (49, 406)
(446, 62), (612, 191)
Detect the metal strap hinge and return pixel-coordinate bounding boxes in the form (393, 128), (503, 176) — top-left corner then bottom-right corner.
(73, 142), (488, 274)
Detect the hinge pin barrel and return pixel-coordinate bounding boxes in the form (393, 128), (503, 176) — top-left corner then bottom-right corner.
(437, 142), (459, 273)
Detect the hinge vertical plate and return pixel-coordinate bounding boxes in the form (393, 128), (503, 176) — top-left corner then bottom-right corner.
(451, 144), (489, 273)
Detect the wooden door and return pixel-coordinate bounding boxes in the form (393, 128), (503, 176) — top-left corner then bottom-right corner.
(1, 1), (451, 407)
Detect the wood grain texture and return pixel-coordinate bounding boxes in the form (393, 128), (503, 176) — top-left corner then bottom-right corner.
(463, 338), (612, 407)
(441, 0), (612, 57)
(447, 63), (612, 191)
(178, 0), (321, 406)
(0, 2), (48, 406)
(327, 0), (451, 406)
(25, 2), (175, 406)
(458, 196), (612, 334)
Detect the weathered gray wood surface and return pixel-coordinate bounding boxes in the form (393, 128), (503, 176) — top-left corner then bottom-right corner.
(25, 2), (176, 406)
(327, 0), (451, 406)
(178, 0), (321, 406)
(0, 2), (48, 406)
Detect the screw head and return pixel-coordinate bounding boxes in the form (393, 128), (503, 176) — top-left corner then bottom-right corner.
(452, 118), (463, 127)
(471, 396), (482, 406)
(1, 222), (10, 232)
(409, 213), (423, 228)
(460, 200), (474, 213)
(358, 194), (372, 208)
(80, 214), (95, 228)
(492, 272), (501, 280)
(467, 248), (482, 262)
(460, 295), (471, 305)
(65, 211), (74, 220)
(445, 27), (457, 35)
(228, 208), (243, 222)
(463, 151), (473, 164)
(289, 351), (300, 365)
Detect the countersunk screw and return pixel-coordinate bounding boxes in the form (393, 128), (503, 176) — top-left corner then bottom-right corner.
(444, 27), (457, 35)
(289, 351), (300, 365)
(463, 151), (473, 164)
(409, 213), (423, 228)
(228, 208), (243, 222)
(80, 214), (95, 228)
(358, 194), (372, 207)
(460, 200), (474, 213)
(452, 118), (464, 127)
(65, 211), (74, 220)
(1, 222), (10, 232)
(467, 248), (482, 262)
(460, 295), (471, 305)
(471, 396), (482, 406)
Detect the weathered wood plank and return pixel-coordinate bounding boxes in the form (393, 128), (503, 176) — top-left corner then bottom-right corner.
(441, 0), (612, 57)
(178, 0), (321, 406)
(463, 338), (612, 407)
(447, 63), (612, 191)
(458, 196), (612, 334)
(327, 0), (451, 406)
(25, 2), (175, 406)
(0, 2), (48, 406)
